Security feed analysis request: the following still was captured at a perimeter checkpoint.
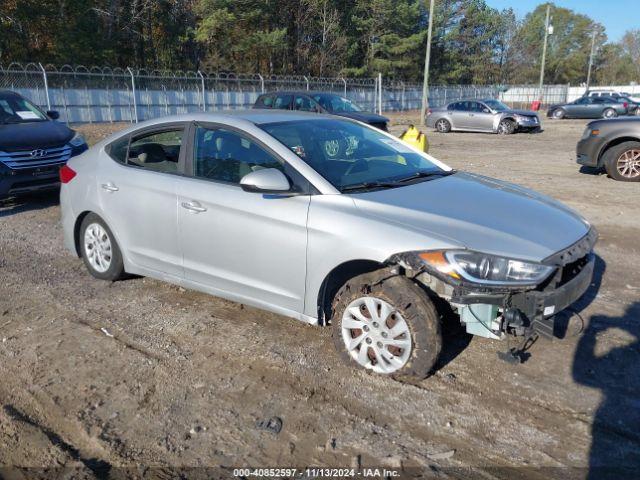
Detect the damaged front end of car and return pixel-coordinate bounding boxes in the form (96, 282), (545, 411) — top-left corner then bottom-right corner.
(386, 228), (598, 340)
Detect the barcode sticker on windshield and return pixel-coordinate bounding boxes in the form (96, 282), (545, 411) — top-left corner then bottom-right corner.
(379, 138), (414, 153)
(16, 111), (40, 120)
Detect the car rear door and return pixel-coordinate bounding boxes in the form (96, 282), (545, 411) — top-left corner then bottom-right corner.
(176, 122), (311, 314)
(449, 102), (469, 128)
(98, 123), (186, 278)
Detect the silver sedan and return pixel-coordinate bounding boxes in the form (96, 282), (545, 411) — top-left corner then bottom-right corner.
(426, 99), (541, 134)
(60, 111), (595, 380)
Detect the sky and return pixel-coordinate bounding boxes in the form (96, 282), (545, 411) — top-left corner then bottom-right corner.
(484, 0), (639, 42)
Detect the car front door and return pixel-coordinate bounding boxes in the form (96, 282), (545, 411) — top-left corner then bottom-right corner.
(176, 123), (311, 314)
(466, 102), (495, 131)
(98, 124), (186, 278)
(570, 97), (592, 117)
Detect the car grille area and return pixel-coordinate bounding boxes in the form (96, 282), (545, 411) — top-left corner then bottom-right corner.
(0, 145), (71, 170)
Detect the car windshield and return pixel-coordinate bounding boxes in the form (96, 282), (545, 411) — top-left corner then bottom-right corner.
(0, 94), (48, 123)
(483, 99), (509, 112)
(312, 94), (362, 113)
(261, 119), (450, 192)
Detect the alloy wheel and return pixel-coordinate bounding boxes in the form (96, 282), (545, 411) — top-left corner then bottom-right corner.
(616, 149), (640, 179)
(84, 222), (113, 273)
(436, 120), (449, 132)
(341, 296), (412, 374)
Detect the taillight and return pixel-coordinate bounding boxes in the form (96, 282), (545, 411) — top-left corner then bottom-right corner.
(623, 102), (628, 108)
(59, 165), (76, 183)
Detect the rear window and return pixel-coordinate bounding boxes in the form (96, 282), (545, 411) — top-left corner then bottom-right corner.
(256, 95), (274, 108)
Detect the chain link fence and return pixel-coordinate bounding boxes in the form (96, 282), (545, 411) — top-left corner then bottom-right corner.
(1, 62), (581, 124)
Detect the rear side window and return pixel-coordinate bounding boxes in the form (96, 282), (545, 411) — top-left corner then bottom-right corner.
(108, 135), (129, 164)
(274, 95), (292, 109)
(126, 129), (184, 173)
(256, 95), (274, 108)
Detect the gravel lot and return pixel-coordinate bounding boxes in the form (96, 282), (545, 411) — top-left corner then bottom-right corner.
(1, 115), (639, 479)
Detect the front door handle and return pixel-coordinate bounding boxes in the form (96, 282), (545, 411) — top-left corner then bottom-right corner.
(101, 182), (119, 192)
(181, 201), (207, 213)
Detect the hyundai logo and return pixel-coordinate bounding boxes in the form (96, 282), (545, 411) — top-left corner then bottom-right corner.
(30, 149), (46, 158)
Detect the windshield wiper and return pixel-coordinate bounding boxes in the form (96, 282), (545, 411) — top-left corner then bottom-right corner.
(393, 169), (456, 183)
(340, 181), (400, 192)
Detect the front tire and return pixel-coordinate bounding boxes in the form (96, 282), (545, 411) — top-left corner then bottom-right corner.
(331, 270), (442, 381)
(603, 141), (640, 181)
(79, 213), (126, 281)
(497, 119), (516, 135)
(552, 108), (565, 119)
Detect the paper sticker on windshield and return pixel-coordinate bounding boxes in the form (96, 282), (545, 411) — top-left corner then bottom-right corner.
(379, 138), (414, 153)
(16, 111), (40, 120)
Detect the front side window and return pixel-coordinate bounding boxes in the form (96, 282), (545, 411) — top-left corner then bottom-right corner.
(261, 119), (448, 192)
(575, 97), (590, 105)
(193, 126), (285, 184)
(0, 95), (48, 123)
(294, 95), (320, 112)
(127, 129), (183, 173)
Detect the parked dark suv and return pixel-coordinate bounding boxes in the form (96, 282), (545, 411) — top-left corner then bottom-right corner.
(0, 90), (88, 199)
(254, 91), (389, 130)
(577, 117), (640, 181)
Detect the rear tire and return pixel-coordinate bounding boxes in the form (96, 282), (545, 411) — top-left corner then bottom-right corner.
(331, 269), (442, 381)
(79, 213), (126, 281)
(497, 119), (516, 135)
(602, 108), (617, 119)
(435, 118), (451, 133)
(603, 141), (640, 182)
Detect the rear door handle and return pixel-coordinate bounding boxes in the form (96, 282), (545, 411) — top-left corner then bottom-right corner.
(101, 182), (119, 192)
(181, 201), (207, 213)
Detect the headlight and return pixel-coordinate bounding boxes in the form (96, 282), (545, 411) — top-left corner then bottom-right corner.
(581, 128), (599, 139)
(418, 250), (555, 286)
(69, 132), (86, 147)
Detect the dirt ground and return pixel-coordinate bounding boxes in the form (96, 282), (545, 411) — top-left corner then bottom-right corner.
(0, 114), (639, 480)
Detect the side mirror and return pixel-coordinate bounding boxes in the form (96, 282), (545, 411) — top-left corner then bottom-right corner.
(240, 168), (292, 194)
(47, 110), (60, 120)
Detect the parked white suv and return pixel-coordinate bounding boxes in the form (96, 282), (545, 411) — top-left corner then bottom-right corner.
(586, 89), (640, 103)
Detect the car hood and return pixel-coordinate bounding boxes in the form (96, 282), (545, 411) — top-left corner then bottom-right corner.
(506, 109), (538, 116)
(336, 111), (389, 125)
(0, 120), (74, 151)
(350, 172), (590, 262)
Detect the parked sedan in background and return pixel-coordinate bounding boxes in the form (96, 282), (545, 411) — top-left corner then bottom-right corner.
(547, 96), (628, 119)
(254, 91), (389, 130)
(0, 90), (88, 199)
(577, 117), (640, 181)
(426, 99), (540, 134)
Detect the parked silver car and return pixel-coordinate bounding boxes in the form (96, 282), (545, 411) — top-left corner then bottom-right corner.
(60, 111), (596, 380)
(426, 99), (541, 134)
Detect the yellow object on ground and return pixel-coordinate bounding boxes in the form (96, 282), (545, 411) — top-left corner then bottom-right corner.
(399, 125), (429, 153)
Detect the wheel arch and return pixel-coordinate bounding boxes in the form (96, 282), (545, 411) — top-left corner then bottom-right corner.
(73, 210), (93, 257)
(316, 259), (385, 325)
(597, 136), (640, 167)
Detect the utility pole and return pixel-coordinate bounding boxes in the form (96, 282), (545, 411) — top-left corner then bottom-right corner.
(420, 0), (436, 126)
(537, 3), (551, 102)
(586, 29), (597, 90)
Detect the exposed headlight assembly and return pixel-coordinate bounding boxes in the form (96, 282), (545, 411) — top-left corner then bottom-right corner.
(417, 250), (555, 286)
(69, 132), (87, 147)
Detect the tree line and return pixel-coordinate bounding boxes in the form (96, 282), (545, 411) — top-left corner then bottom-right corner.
(1, 0), (638, 85)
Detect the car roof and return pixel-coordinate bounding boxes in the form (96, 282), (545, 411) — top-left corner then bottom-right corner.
(0, 90), (23, 98)
(120, 110), (341, 129)
(258, 91), (342, 97)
